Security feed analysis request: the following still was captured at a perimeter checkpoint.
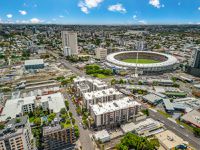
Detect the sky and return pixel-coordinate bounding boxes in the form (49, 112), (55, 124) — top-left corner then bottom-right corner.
(0, 0), (200, 25)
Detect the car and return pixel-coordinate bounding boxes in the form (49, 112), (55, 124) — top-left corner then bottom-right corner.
(180, 125), (185, 129)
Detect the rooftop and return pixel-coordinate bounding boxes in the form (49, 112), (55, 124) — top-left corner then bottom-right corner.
(91, 97), (141, 115)
(181, 110), (200, 128)
(24, 59), (44, 66)
(0, 93), (65, 121)
(83, 88), (122, 100)
(155, 130), (188, 149)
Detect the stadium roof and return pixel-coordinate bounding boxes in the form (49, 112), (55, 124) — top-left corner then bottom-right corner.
(106, 51), (178, 68)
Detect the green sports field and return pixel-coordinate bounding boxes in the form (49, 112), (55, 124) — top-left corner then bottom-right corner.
(122, 59), (160, 64)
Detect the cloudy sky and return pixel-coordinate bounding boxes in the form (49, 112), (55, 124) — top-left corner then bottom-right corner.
(0, 0), (200, 24)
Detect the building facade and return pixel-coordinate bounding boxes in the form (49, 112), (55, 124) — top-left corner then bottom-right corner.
(95, 48), (107, 60)
(90, 97), (141, 129)
(0, 116), (35, 150)
(43, 125), (76, 150)
(61, 31), (78, 55)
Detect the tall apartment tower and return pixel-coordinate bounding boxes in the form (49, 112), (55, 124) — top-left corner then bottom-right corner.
(61, 31), (78, 56)
(187, 48), (200, 77)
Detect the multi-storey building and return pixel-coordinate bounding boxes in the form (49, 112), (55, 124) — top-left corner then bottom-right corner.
(187, 48), (200, 77)
(0, 93), (65, 121)
(95, 47), (107, 60)
(61, 31), (78, 55)
(74, 77), (108, 96)
(83, 88), (123, 109)
(43, 125), (76, 150)
(0, 116), (35, 150)
(90, 97), (141, 129)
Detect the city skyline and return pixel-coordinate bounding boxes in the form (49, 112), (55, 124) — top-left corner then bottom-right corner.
(1, 0), (200, 25)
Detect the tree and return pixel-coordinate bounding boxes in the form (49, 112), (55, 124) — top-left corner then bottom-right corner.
(65, 101), (69, 110)
(48, 113), (56, 123)
(193, 127), (200, 137)
(60, 108), (67, 115)
(74, 125), (80, 138)
(116, 133), (156, 150)
(0, 124), (5, 130)
(69, 112), (73, 118)
(34, 118), (41, 126)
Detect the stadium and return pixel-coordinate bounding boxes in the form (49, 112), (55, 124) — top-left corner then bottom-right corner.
(106, 51), (179, 74)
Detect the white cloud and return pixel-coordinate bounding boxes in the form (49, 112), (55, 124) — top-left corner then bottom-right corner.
(108, 3), (127, 13)
(78, 0), (104, 14)
(138, 20), (147, 25)
(133, 15), (137, 20)
(59, 15), (64, 18)
(198, 7), (200, 10)
(178, 2), (181, 6)
(149, 0), (161, 8)
(6, 14), (13, 18)
(30, 18), (42, 24)
(19, 10), (27, 15)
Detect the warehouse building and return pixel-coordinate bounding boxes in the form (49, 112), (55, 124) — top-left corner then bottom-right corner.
(24, 59), (44, 70)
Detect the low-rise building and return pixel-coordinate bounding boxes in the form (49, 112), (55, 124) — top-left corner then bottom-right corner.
(90, 97), (141, 129)
(0, 116), (35, 150)
(24, 59), (44, 70)
(83, 88), (123, 109)
(121, 118), (164, 137)
(181, 110), (200, 128)
(0, 92), (65, 121)
(93, 129), (110, 143)
(155, 130), (188, 150)
(142, 93), (163, 105)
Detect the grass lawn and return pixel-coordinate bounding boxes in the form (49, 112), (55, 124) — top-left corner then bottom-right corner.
(122, 58), (160, 64)
(92, 74), (113, 79)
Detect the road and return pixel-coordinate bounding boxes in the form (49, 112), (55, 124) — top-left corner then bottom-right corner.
(149, 109), (200, 149)
(49, 50), (200, 149)
(63, 93), (94, 150)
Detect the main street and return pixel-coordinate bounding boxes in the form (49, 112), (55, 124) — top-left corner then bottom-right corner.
(63, 92), (95, 150)
(54, 52), (200, 149)
(149, 109), (200, 149)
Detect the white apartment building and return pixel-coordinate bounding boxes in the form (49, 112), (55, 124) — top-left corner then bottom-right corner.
(61, 31), (78, 55)
(74, 77), (108, 96)
(95, 47), (107, 60)
(90, 97), (141, 128)
(83, 88), (123, 109)
(0, 93), (65, 121)
(0, 116), (35, 150)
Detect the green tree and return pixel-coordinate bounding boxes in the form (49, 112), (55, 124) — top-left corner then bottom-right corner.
(65, 101), (69, 110)
(60, 108), (67, 115)
(34, 118), (41, 126)
(116, 133), (156, 150)
(193, 127), (200, 137)
(74, 125), (80, 138)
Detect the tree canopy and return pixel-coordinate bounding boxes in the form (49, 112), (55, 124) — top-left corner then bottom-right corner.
(116, 133), (157, 150)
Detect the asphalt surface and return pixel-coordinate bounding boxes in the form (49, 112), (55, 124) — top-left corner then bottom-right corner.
(56, 53), (200, 149)
(64, 93), (94, 150)
(149, 109), (200, 149)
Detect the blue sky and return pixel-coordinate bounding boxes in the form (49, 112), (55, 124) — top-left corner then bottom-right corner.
(0, 0), (200, 24)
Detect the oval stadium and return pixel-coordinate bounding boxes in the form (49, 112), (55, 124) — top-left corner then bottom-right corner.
(106, 51), (179, 74)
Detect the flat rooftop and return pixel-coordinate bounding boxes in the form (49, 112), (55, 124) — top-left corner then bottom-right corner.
(25, 59), (44, 66)
(91, 97), (141, 116)
(155, 130), (188, 149)
(83, 88), (122, 100)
